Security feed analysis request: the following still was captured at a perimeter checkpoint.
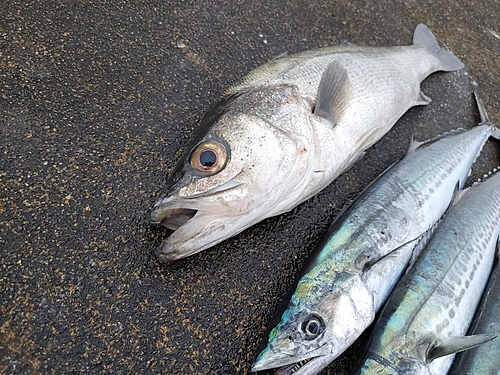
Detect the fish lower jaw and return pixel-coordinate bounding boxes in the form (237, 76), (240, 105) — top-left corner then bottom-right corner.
(154, 209), (239, 262)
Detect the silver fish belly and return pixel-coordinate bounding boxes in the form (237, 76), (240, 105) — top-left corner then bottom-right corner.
(251, 119), (498, 374)
(354, 172), (500, 375)
(150, 24), (463, 262)
(449, 259), (500, 375)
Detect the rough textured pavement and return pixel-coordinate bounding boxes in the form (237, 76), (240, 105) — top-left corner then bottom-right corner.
(2, 1), (500, 374)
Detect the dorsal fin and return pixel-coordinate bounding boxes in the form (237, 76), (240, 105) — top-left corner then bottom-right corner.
(474, 91), (490, 124)
(474, 91), (500, 139)
(450, 187), (469, 207)
(408, 128), (469, 154)
(426, 334), (497, 363)
(406, 135), (426, 154)
(314, 61), (351, 127)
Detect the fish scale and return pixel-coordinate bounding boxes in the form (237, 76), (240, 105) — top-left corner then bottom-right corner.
(252, 122), (497, 375)
(356, 171), (500, 375)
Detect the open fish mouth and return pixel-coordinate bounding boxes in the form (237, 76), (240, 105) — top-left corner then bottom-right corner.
(275, 358), (315, 375)
(150, 178), (245, 229)
(252, 343), (336, 374)
(155, 207), (198, 230)
(151, 206), (221, 262)
(150, 187), (251, 262)
(150, 198), (198, 229)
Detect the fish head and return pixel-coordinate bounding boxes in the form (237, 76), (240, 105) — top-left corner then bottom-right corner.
(151, 86), (315, 261)
(252, 271), (374, 373)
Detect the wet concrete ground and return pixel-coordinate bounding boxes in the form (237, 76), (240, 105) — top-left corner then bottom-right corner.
(1, 1), (500, 374)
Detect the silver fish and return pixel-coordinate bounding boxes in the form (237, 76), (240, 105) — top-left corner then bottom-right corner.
(251, 106), (499, 374)
(353, 169), (500, 375)
(449, 254), (500, 374)
(151, 24), (463, 262)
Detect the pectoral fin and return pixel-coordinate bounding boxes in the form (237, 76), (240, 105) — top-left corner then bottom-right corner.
(314, 61), (351, 128)
(426, 334), (497, 363)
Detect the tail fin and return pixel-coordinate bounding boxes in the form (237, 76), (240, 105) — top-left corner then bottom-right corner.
(413, 24), (464, 72)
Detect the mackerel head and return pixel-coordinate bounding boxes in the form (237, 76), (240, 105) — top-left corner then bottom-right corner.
(251, 112), (499, 374)
(150, 24), (463, 262)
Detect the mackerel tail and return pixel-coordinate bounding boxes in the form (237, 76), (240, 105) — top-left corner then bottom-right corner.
(354, 170), (500, 375)
(449, 255), (500, 375)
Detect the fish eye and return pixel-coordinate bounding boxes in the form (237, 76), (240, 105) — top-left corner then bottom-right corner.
(301, 313), (325, 340)
(199, 150), (216, 167)
(189, 140), (227, 173)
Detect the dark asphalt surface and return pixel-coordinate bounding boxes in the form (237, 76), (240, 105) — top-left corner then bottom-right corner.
(1, 1), (500, 374)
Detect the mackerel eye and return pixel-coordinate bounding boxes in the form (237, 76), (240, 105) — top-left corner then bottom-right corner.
(189, 140), (227, 173)
(301, 314), (325, 340)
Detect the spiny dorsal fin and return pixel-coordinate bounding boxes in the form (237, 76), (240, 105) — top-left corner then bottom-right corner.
(426, 334), (497, 363)
(405, 223), (439, 273)
(314, 61), (351, 128)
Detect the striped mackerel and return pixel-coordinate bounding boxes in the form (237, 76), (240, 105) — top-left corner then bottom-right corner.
(354, 169), (500, 375)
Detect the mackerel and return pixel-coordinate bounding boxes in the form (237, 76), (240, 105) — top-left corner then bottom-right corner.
(252, 105), (499, 374)
(449, 257), (500, 375)
(354, 169), (500, 375)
